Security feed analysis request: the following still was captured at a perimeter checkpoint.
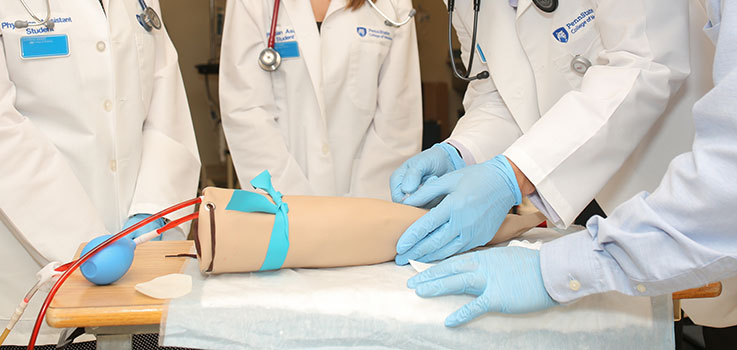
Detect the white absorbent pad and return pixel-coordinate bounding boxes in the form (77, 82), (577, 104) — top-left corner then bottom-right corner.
(161, 229), (674, 349)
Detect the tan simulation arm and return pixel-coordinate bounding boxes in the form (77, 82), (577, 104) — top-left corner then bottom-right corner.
(194, 187), (545, 274)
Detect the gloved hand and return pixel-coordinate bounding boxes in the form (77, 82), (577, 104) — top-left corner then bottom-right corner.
(395, 155), (522, 265)
(123, 214), (167, 241)
(408, 247), (558, 327)
(390, 143), (466, 203)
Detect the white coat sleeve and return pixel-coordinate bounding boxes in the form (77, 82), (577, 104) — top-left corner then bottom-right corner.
(0, 43), (107, 263)
(220, 0), (314, 193)
(352, 0), (422, 199)
(540, 2), (737, 302)
(503, 0), (691, 227)
(446, 8), (522, 164)
(128, 2), (201, 227)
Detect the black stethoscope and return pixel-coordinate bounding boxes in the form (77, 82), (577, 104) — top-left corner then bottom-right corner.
(448, 0), (559, 81)
(258, 0), (416, 72)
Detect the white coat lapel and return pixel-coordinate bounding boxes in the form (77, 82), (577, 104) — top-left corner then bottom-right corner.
(477, 0), (539, 132)
(281, 0), (325, 116)
(516, 0), (533, 19)
(323, 0), (347, 23)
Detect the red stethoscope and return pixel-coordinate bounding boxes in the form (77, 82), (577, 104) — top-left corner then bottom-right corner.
(258, 0), (416, 72)
(258, 0), (283, 71)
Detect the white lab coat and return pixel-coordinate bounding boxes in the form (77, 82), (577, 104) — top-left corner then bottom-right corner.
(447, 0), (713, 227)
(0, 0), (200, 344)
(220, 0), (422, 199)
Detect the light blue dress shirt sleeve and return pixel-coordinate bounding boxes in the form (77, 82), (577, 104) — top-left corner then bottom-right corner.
(539, 0), (737, 303)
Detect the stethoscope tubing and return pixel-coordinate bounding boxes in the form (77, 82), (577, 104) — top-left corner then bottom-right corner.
(268, 0), (281, 49)
(448, 0), (488, 81)
(17, 0), (52, 29)
(366, 0), (415, 27)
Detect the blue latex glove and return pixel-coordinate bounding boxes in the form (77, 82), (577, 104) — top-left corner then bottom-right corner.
(395, 155), (522, 265)
(123, 214), (166, 241)
(408, 247), (558, 327)
(390, 143), (466, 203)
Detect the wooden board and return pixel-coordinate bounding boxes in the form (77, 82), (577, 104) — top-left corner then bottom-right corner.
(46, 241), (194, 328)
(672, 282), (722, 300)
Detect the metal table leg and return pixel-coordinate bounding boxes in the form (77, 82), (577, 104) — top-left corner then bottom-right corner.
(86, 325), (159, 350)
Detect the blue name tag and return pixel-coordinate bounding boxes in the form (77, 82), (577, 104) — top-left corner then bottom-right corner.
(274, 41), (299, 59)
(20, 34), (70, 59)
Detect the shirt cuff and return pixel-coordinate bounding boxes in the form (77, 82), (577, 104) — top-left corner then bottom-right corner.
(445, 139), (477, 166)
(503, 147), (578, 227)
(540, 230), (610, 303)
(527, 191), (564, 228)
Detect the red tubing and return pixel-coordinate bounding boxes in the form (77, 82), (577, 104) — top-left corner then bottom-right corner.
(268, 0), (281, 49)
(27, 197), (202, 349)
(157, 212), (199, 235)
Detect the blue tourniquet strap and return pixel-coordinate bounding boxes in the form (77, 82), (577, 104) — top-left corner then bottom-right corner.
(224, 171), (290, 271)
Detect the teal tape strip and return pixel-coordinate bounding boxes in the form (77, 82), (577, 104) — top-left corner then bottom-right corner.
(225, 171), (290, 271)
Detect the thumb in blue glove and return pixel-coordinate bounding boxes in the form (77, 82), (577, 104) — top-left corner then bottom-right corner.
(407, 247), (558, 327)
(123, 214), (167, 241)
(390, 143), (466, 204)
(395, 155), (522, 265)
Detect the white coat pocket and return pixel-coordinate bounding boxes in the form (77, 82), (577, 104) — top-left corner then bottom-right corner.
(347, 39), (389, 111)
(551, 10), (603, 90)
(133, 29), (155, 106)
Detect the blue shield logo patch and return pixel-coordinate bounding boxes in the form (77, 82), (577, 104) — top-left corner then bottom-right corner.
(553, 27), (569, 43)
(357, 27), (367, 37)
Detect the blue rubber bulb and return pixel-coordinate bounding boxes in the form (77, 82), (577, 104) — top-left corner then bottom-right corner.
(80, 235), (136, 285)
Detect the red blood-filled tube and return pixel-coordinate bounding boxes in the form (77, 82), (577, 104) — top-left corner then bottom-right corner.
(26, 197), (202, 349)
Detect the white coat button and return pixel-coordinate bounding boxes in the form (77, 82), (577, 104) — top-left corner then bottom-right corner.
(103, 99), (113, 112)
(109, 160), (117, 172)
(569, 280), (581, 291)
(322, 144), (330, 155)
(636, 284), (646, 293)
(96, 41), (106, 52)
(570, 55), (592, 75)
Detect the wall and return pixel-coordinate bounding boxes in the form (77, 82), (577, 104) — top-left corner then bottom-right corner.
(413, 0), (465, 134)
(160, 0), (222, 168)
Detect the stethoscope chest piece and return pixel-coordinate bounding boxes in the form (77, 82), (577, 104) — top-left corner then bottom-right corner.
(140, 7), (162, 31)
(571, 55), (592, 75)
(533, 0), (558, 13)
(259, 47), (282, 72)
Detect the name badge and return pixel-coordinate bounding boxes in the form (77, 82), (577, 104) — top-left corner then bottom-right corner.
(20, 34), (70, 60)
(274, 41), (299, 59)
